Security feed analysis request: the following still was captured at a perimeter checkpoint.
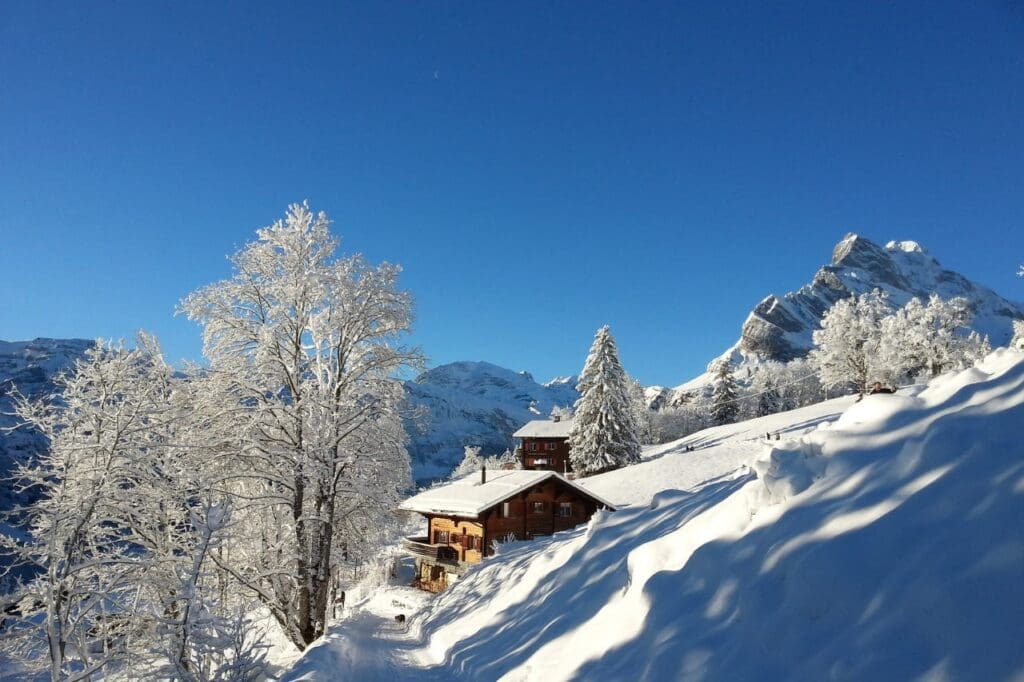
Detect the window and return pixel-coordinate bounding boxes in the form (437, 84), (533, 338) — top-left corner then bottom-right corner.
(434, 530), (449, 545)
(527, 442), (538, 452)
(501, 502), (512, 518)
(532, 501), (545, 514)
(558, 502), (572, 517)
(545, 441), (557, 451)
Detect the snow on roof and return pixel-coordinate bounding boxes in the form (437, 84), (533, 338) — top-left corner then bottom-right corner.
(513, 418), (573, 438)
(399, 469), (617, 517)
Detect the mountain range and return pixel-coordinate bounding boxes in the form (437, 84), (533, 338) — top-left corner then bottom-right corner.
(3, 235), (1021, 483)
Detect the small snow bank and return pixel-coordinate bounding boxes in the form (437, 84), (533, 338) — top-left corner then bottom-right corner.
(407, 350), (1024, 681)
(750, 439), (824, 505)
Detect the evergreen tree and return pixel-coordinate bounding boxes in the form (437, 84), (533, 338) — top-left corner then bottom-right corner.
(568, 326), (641, 476)
(710, 357), (741, 425)
(1012, 320), (1024, 351)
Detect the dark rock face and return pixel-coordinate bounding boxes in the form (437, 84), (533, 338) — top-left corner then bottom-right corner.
(737, 234), (1024, 362)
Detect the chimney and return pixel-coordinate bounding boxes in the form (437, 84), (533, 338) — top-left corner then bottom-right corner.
(481, 462), (487, 485)
(552, 414), (561, 422)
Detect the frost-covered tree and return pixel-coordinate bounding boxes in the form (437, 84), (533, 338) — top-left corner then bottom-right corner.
(549, 405), (573, 421)
(781, 358), (826, 408)
(752, 365), (783, 417)
(451, 446), (521, 479)
(179, 203), (422, 649)
(628, 378), (655, 445)
(568, 326), (641, 476)
(810, 290), (890, 394)
(650, 403), (705, 444)
(1012, 320), (1024, 351)
(0, 341), (160, 680)
(0, 337), (263, 681)
(450, 446), (483, 479)
(879, 295), (988, 381)
(709, 358), (741, 426)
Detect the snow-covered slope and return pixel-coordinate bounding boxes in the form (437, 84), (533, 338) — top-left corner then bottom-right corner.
(286, 348), (1024, 681)
(668, 234), (1024, 398)
(0, 338), (92, 506)
(404, 362), (578, 481)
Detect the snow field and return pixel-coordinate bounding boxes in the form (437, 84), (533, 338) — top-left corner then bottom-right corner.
(284, 349), (1024, 681)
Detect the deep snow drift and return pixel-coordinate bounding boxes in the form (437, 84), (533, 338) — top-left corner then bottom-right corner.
(287, 350), (1024, 681)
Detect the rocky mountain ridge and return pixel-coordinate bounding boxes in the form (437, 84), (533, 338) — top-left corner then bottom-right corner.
(739, 234), (1022, 363)
(659, 234), (1024, 401)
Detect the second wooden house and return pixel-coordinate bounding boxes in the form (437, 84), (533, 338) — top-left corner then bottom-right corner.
(513, 415), (573, 472)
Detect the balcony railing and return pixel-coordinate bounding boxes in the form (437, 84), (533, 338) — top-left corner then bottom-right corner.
(401, 537), (459, 563)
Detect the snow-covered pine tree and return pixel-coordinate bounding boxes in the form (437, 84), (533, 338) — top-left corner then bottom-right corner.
(179, 203), (422, 649)
(568, 326), (641, 476)
(810, 289), (890, 394)
(709, 357), (741, 426)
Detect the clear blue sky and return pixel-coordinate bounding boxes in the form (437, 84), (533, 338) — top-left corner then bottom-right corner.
(1, 2), (1022, 386)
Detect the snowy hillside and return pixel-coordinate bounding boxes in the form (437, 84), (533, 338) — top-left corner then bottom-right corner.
(665, 234), (1024, 399)
(404, 362), (578, 481)
(0, 338), (92, 506)
(284, 349), (1024, 681)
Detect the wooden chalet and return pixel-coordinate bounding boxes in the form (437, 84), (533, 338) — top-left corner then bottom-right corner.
(399, 468), (616, 592)
(513, 415), (573, 472)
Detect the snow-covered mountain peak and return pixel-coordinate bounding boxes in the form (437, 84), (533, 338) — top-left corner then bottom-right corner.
(739, 234), (1022, 365)
(885, 239), (925, 254)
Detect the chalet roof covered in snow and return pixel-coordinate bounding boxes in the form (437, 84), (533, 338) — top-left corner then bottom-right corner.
(399, 469), (616, 518)
(513, 418), (573, 439)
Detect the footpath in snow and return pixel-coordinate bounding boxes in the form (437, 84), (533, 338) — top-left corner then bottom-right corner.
(283, 350), (1024, 681)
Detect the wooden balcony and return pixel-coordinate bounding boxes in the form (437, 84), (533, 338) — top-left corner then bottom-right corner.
(402, 536), (459, 564)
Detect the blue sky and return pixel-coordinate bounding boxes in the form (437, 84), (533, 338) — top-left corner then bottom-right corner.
(1, 2), (1022, 386)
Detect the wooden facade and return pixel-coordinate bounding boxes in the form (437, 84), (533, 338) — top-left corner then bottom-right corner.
(515, 417), (574, 473)
(402, 472), (613, 592)
(520, 436), (572, 473)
